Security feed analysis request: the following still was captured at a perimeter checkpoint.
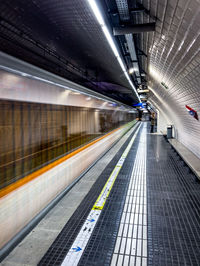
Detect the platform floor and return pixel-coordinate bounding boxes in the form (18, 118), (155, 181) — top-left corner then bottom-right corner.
(1, 122), (200, 266)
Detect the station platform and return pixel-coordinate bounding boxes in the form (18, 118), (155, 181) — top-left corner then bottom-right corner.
(1, 122), (200, 266)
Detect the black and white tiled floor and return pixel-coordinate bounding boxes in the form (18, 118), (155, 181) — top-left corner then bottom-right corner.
(39, 123), (200, 265)
(147, 131), (200, 266)
(12, 122), (200, 266)
(111, 124), (147, 266)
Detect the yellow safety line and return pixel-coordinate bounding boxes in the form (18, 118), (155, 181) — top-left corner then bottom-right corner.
(92, 123), (141, 211)
(92, 166), (121, 210)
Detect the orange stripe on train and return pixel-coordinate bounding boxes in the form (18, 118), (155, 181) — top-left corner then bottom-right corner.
(0, 128), (119, 198)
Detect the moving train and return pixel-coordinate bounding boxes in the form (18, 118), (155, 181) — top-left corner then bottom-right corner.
(0, 52), (138, 255)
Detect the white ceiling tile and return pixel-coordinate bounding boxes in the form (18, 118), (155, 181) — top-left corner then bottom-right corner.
(148, 0), (200, 158)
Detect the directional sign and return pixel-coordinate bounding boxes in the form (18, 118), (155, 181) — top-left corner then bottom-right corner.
(87, 219), (95, 222)
(72, 247), (82, 252)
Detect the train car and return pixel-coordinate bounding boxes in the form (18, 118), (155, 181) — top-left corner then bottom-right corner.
(0, 52), (138, 252)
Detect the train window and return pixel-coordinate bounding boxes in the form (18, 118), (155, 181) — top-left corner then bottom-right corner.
(0, 100), (137, 190)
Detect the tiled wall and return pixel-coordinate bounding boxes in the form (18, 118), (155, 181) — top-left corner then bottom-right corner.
(141, 0), (200, 158)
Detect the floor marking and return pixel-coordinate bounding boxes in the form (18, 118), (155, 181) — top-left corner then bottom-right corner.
(61, 123), (142, 266)
(111, 124), (147, 266)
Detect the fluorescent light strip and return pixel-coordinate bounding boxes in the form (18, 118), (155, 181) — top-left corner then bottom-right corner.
(102, 26), (119, 57)
(178, 40), (184, 51)
(87, 0), (104, 25)
(117, 56), (126, 72)
(87, 0), (140, 102)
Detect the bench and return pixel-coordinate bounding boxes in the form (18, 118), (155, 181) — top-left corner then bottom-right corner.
(168, 138), (200, 181)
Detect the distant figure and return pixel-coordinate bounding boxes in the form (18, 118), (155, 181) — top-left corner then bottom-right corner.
(100, 115), (106, 133)
(138, 110), (142, 121)
(150, 113), (155, 133)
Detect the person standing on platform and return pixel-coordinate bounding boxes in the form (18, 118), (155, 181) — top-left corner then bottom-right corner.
(150, 113), (155, 133)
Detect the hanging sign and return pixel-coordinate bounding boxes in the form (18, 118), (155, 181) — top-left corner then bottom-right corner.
(133, 102), (144, 108)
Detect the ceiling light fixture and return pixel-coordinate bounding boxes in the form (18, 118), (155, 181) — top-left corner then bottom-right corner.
(178, 40), (184, 51)
(87, 0), (140, 102)
(149, 66), (163, 83)
(187, 38), (196, 53)
(128, 68), (134, 74)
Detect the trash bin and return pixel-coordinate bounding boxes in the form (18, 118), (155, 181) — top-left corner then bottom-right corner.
(167, 125), (173, 139)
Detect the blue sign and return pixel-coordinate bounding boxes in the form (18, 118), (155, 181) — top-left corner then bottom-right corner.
(87, 218), (95, 222)
(72, 246), (82, 252)
(133, 103), (144, 108)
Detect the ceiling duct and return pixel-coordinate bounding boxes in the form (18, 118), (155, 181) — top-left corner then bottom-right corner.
(115, 0), (141, 85)
(113, 23), (156, 35)
(125, 34), (141, 84)
(115, 0), (130, 20)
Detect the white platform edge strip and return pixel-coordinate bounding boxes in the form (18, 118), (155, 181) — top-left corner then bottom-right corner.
(61, 123), (142, 266)
(111, 123), (147, 265)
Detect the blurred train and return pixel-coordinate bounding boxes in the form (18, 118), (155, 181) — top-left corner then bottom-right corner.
(0, 52), (138, 254)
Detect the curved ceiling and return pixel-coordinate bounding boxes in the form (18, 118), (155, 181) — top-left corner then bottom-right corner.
(1, 0), (200, 157)
(145, 0), (200, 158)
(0, 0), (148, 105)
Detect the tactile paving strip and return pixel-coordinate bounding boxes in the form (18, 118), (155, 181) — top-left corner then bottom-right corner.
(147, 133), (200, 266)
(38, 124), (142, 266)
(77, 126), (143, 266)
(110, 123), (147, 266)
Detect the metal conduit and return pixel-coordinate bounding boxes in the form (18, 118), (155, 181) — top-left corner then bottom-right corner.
(113, 23), (156, 35)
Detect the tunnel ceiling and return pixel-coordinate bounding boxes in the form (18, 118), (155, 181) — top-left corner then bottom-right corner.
(144, 0), (200, 159)
(1, 0), (199, 114)
(0, 0), (157, 106)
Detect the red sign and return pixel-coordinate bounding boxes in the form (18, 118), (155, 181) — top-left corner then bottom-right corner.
(185, 105), (198, 120)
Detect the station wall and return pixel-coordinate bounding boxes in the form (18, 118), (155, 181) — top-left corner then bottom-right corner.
(145, 0), (200, 159)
